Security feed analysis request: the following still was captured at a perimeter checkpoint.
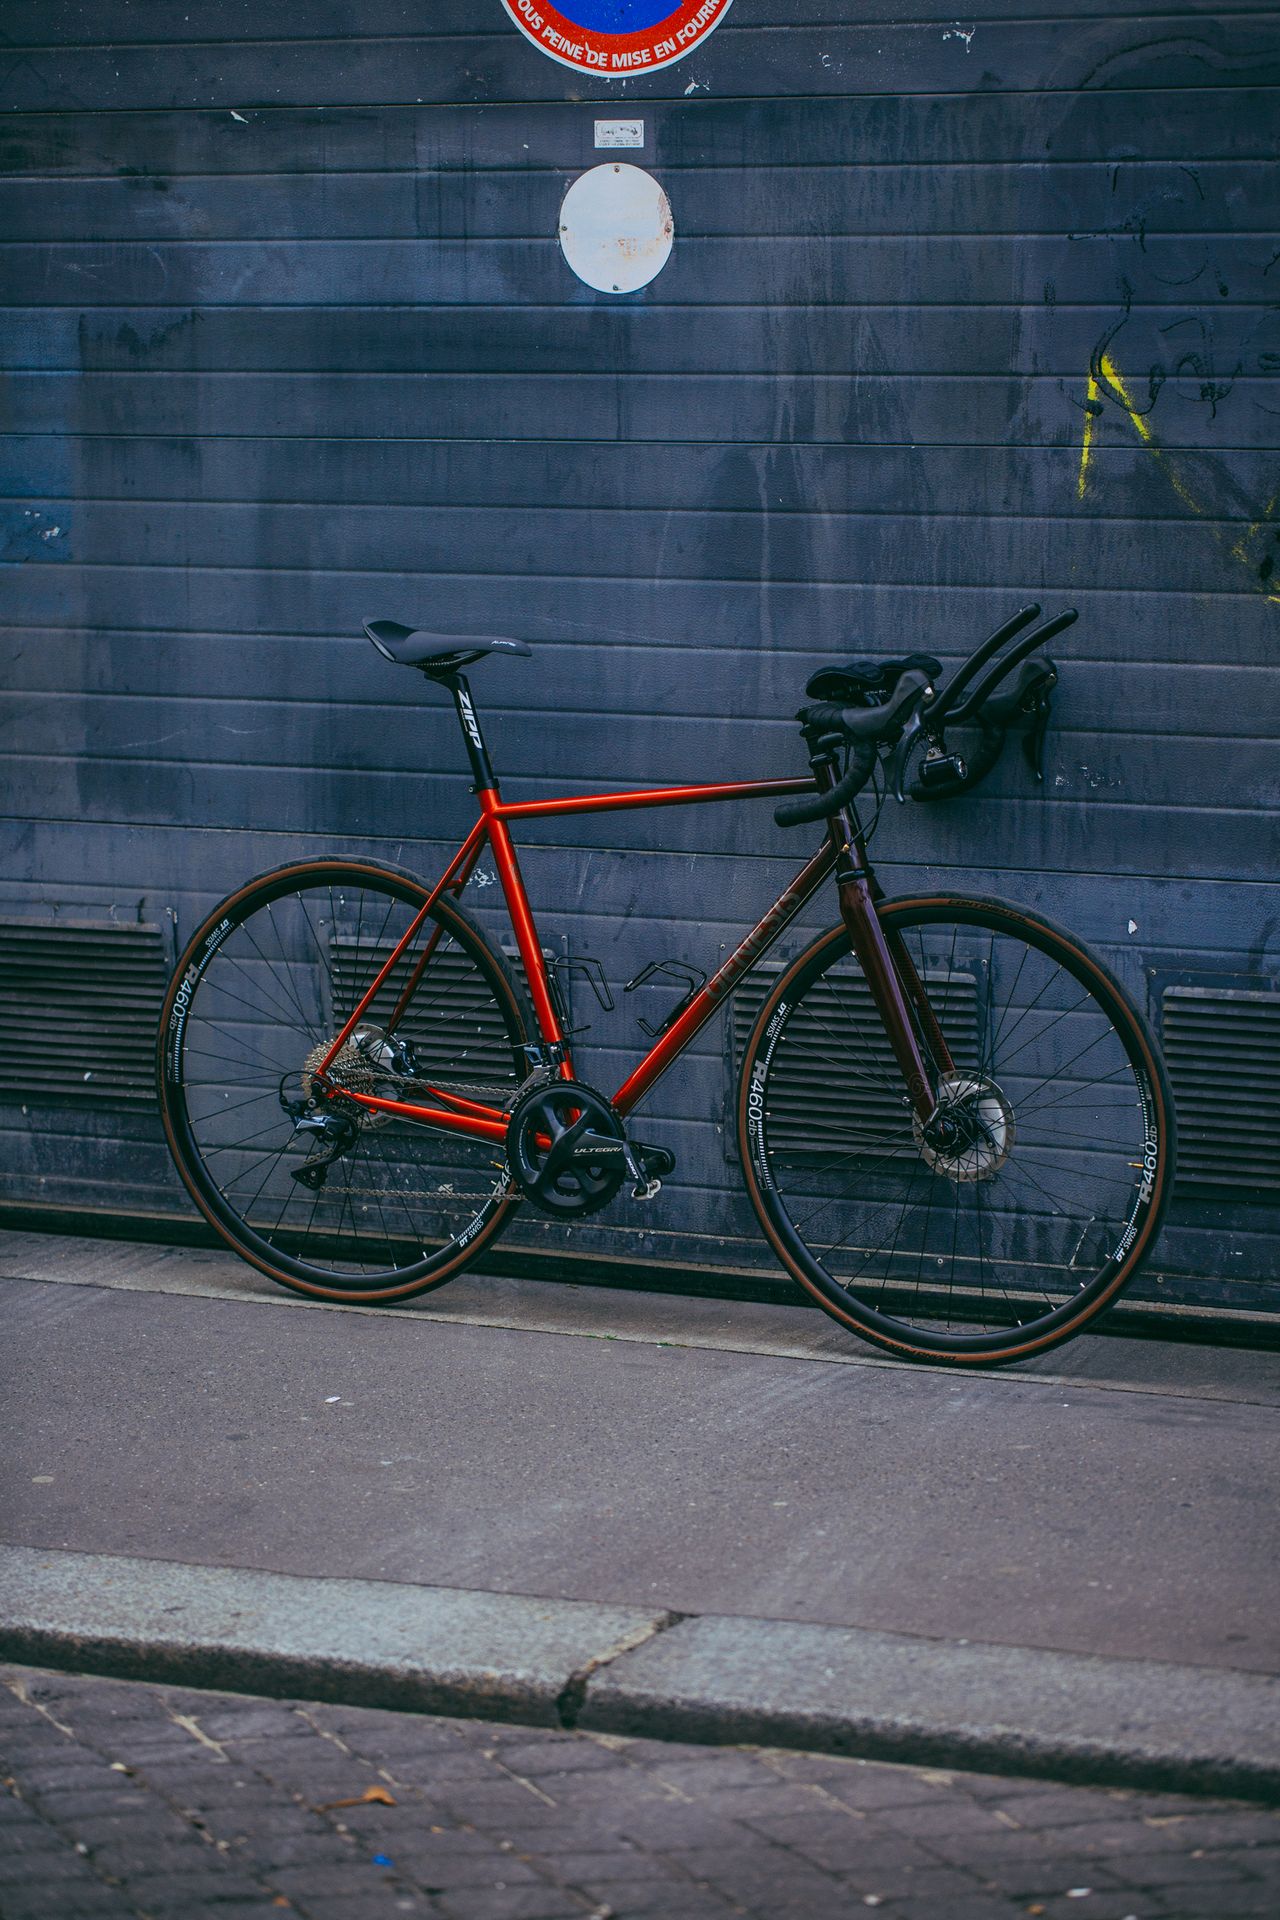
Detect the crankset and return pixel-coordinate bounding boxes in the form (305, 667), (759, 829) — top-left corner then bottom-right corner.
(506, 1079), (670, 1217)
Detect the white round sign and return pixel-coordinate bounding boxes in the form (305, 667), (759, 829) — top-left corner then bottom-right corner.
(558, 163), (674, 294)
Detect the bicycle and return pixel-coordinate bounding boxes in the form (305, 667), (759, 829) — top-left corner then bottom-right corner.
(157, 604), (1175, 1367)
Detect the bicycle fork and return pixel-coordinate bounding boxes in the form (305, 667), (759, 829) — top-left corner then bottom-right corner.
(815, 764), (952, 1129)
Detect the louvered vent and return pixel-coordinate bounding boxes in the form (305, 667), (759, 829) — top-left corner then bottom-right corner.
(0, 919), (169, 1104)
(1162, 986), (1280, 1195)
(731, 966), (979, 1155)
(330, 934), (519, 1095)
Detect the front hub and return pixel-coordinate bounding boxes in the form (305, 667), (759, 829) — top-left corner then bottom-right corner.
(914, 1072), (1015, 1182)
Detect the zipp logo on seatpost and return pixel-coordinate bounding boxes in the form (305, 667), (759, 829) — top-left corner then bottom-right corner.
(458, 690), (484, 751)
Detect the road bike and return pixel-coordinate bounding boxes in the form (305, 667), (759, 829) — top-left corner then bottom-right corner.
(157, 604), (1175, 1366)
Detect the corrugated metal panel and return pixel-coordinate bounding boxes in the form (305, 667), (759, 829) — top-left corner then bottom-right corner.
(1, 4), (1277, 1300)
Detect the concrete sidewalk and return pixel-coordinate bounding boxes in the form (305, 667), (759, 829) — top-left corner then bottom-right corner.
(2, 1230), (1278, 1801)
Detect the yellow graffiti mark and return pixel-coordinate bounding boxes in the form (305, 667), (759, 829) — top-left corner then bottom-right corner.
(1083, 352), (1280, 604)
(1076, 373), (1100, 499)
(1229, 485), (1279, 576)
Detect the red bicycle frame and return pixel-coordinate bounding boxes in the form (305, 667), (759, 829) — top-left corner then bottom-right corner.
(315, 674), (940, 1138)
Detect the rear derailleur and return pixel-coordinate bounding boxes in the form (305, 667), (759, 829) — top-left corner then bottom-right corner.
(287, 1108), (360, 1189)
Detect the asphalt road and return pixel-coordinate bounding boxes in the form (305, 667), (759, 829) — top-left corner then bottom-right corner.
(3, 1232), (1277, 1677)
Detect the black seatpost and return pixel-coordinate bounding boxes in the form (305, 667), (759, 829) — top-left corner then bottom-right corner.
(447, 673), (497, 790)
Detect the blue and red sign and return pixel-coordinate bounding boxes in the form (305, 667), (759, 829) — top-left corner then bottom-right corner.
(501, 0), (735, 75)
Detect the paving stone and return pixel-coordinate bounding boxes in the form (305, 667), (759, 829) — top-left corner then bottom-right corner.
(284, 1900), (434, 1920)
(1033, 1895), (1170, 1920)
(826, 1861), (988, 1901)
(3, 1665), (1280, 1920)
(381, 1753), (520, 1790)
(655, 1780), (834, 1822)
(390, 1848), (545, 1889)
(817, 1767), (993, 1814)
(0, 1890), (143, 1920)
(1105, 1847), (1250, 1889)
(736, 1810), (937, 1875)
(108, 1870), (267, 1911)
(0, 1856), (102, 1896)
(885, 1904), (1025, 1920)
(1134, 1808), (1280, 1849)
(665, 1843), (844, 1907)
(637, 1754), (770, 1793)
(423, 1888), (588, 1920)
(488, 1741), (626, 1779)
(1023, 1816), (1251, 1857)
(522, 1849), (677, 1885)
(1143, 1885), (1279, 1915)
(594, 1892), (739, 1919)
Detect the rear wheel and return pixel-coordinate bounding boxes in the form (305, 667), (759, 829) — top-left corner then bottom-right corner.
(158, 860), (531, 1302)
(738, 895), (1175, 1365)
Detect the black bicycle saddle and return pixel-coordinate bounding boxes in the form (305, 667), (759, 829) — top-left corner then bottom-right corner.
(364, 618), (532, 677)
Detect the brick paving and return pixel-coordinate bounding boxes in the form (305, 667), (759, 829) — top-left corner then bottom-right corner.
(1, 1665), (1277, 1920)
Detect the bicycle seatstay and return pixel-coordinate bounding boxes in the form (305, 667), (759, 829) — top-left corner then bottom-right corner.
(314, 816), (487, 1079)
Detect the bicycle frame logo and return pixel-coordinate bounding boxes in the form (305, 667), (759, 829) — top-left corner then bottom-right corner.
(500, 0), (734, 75)
(457, 690), (484, 752)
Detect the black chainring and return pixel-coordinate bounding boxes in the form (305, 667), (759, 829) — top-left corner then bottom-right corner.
(506, 1079), (629, 1217)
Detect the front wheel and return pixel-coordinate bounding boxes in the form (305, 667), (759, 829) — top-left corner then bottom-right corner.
(738, 896), (1175, 1365)
(158, 860), (532, 1303)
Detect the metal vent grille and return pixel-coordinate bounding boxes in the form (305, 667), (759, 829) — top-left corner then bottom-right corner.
(732, 966), (979, 1156)
(330, 934), (520, 1094)
(0, 919), (169, 1104)
(1162, 986), (1280, 1195)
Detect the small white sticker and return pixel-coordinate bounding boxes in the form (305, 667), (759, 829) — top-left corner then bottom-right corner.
(595, 119), (644, 149)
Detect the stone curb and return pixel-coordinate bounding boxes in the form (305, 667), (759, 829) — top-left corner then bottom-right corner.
(579, 1612), (1280, 1805)
(3, 1546), (1278, 1804)
(0, 1545), (669, 1730)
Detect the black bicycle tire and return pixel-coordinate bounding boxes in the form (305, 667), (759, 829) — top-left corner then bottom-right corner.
(737, 893), (1175, 1366)
(157, 858), (532, 1304)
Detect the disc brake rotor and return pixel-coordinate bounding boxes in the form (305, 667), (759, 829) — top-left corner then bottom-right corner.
(914, 1072), (1015, 1182)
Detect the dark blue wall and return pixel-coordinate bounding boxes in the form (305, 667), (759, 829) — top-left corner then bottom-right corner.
(2, 3), (1278, 1302)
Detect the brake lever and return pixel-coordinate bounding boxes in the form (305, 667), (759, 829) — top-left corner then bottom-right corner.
(982, 658), (1058, 783)
(888, 709), (924, 802)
